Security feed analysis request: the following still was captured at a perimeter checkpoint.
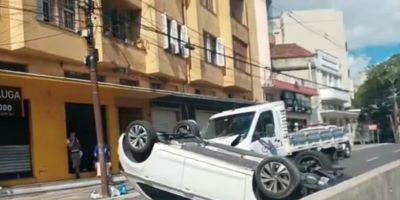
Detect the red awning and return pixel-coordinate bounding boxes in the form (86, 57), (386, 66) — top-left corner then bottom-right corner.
(272, 79), (319, 96)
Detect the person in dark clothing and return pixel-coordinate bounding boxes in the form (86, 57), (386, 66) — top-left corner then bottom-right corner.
(93, 144), (111, 179)
(67, 132), (82, 179)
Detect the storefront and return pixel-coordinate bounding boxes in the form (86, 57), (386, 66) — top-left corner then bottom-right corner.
(0, 70), (255, 185)
(0, 70), (158, 185)
(0, 86), (32, 180)
(265, 79), (318, 132)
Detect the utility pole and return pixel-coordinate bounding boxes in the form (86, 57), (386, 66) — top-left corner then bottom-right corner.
(84, 0), (109, 197)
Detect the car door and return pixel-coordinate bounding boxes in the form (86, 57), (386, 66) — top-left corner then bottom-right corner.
(249, 110), (284, 156)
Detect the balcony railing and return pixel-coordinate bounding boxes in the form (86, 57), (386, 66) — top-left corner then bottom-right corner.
(319, 87), (350, 102)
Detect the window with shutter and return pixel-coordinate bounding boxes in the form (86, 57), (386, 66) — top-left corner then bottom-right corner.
(170, 20), (179, 54)
(180, 25), (189, 58)
(37, 0), (51, 22)
(203, 31), (219, 65)
(161, 12), (169, 49)
(201, 0), (215, 13)
(233, 37), (248, 72)
(37, 0), (78, 31)
(216, 37), (225, 67)
(102, 0), (141, 42)
(63, 0), (75, 30)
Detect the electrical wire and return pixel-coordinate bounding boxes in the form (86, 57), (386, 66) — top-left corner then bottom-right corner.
(0, 1), (349, 92)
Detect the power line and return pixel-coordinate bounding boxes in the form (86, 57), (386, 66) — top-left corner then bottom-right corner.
(0, 1), (349, 92)
(270, 4), (346, 50)
(98, 1), (269, 69)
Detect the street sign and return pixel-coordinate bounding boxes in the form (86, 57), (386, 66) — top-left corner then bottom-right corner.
(368, 124), (378, 130)
(0, 86), (23, 117)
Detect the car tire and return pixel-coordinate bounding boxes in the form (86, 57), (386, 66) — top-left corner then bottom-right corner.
(294, 151), (333, 172)
(343, 143), (351, 158)
(255, 157), (301, 200)
(173, 120), (201, 138)
(125, 120), (157, 154)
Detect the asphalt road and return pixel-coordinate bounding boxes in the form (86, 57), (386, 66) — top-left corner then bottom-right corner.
(6, 143), (400, 200)
(341, 143), (400, 177)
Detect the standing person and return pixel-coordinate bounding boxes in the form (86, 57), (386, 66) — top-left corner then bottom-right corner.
(67, 132), (82, 179)
(94, 144), (111, 181)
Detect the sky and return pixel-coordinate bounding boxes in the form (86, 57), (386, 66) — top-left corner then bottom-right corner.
(271, 0), (400, 85)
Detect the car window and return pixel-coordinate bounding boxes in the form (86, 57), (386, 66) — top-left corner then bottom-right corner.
(255, 111), (275, 138)
(202, 112), (255, 139)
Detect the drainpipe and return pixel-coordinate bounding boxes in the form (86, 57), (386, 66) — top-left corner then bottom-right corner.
(245, 2), (255, 101)
(182, 0), (191, 93)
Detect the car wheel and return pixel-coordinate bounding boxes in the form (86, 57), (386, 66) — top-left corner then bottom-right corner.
(173, 120), (201, 137)
(255, 157), (301, 200)
(125, 120), (157, 154)
(344, 143), (351, 158)
(294, 151), (333, 172)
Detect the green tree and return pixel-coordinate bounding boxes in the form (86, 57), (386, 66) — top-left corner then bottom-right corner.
(354, 54), (400, 143)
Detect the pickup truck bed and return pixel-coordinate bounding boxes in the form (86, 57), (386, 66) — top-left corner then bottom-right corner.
(289, 128), (347, 151)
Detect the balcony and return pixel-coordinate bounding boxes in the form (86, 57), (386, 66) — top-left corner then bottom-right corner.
(190, 61), (224, 87)
(230, 19), (249, 44)
(3, 1), (87, 62)
(232, 68), (252, 91)
(126, 0), (142, 8)
(314, 50), (340, 74)
(98, 37), (146, 74)
(320, 88), (350, 102)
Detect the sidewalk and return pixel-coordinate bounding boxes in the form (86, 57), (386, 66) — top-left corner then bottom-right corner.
(0, 175), (144, 200)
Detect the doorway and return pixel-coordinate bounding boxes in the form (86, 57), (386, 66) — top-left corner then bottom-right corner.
(65, 103), (108, 173)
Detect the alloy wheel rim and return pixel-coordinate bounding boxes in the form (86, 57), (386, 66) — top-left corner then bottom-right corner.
(177, 125), (191, 135)
(260, 162), (291, 193)
(128, 125), (148, 150)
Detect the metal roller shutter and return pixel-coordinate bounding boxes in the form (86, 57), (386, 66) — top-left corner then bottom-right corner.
(0, 145), (32, 174)
(151, 107), (181, 133)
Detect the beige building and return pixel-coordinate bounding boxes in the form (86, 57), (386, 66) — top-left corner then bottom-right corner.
(271, 9), (352, 96)
(0, 0), (267, 185)
(269, 9), (359, 140)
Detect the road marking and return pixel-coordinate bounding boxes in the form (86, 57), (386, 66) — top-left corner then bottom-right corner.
(366, 156), (378, 162)
(352, 143), (390, 151)
(394, 149), (400, 153)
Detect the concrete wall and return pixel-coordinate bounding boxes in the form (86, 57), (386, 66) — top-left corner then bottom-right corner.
(302, 160), (400, 200)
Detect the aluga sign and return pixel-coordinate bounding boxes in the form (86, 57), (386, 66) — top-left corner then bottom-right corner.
(0, 86), (23, 117)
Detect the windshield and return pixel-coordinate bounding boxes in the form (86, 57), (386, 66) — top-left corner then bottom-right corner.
(201, 112), (255, 139)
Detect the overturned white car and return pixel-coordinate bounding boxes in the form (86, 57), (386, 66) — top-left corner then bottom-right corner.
(118, 120), (344, 200)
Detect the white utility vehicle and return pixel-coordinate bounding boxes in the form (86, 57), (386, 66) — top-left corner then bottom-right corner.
(119, 121), (345, 200)
(198, 101), (352, 171)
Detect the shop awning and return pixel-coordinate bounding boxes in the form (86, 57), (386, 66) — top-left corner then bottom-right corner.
(0, 70), (257, 105)
(270, 79), (319, 96)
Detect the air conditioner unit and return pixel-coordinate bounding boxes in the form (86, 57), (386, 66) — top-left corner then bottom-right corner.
(81, 29), (89, 38)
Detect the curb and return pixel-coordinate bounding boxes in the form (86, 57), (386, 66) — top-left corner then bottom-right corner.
(301, 159), (400, 200)
(0, 176), (127, 198)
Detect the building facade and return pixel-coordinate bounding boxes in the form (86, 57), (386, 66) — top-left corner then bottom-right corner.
(271, 9), (353, 102)
(267, 42), (319, 131)
(268, 10), (359, 140)
(0, 0), (266, 185)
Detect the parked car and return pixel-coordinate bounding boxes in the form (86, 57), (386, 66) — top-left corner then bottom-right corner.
(197, 101), (350, 171)
(119, 120), (346, 200)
